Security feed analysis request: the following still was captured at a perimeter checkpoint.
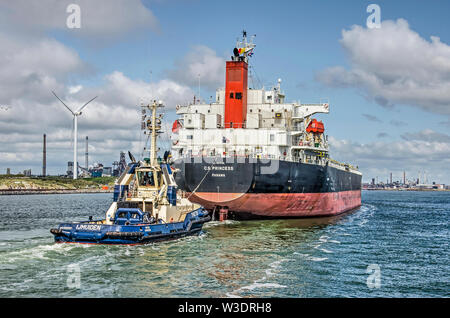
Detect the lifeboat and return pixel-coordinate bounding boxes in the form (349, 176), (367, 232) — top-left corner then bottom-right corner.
(306, 119), (324, 133)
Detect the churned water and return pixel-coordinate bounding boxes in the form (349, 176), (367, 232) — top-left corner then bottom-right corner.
(0, 191), (448, 297)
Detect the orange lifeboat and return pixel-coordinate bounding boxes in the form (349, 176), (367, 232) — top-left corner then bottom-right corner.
(306, 119), (324, 133)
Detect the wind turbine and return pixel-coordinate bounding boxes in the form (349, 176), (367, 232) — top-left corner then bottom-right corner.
(52, 91), (97, 179)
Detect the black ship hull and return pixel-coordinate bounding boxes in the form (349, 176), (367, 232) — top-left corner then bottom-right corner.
(174, 157), (362, 219)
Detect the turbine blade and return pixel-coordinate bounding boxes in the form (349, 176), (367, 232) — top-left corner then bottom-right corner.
(77, 96), (98, 113)
(52, 91), (74, 115)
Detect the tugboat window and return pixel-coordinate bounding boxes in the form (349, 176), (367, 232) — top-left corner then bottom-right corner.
(139, 171), (155, 186)
(236, 92), (242, 100)
(229, 92), (234, 99)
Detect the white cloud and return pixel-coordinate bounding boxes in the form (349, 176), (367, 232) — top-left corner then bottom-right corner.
(0, 33), (88, 105)
(0, 69), (194, 174)
(69, 85), (83, 94)
(0, 1), (193, 175)
(401, 129), (450, 143)
(99, 71), (194, 109)
(0, 0), (159, 39)
(167, 45), (226, 91)
(329, 131), (450, 183)
(362, 113), (382, 123)
(316, 19), (450, 116)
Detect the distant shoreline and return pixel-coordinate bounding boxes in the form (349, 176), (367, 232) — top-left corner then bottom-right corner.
(0, 176), (116, 195)
(0, 189), (113, 195)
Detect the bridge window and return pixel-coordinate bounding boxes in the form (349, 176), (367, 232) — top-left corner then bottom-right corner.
(138, 171), (155, 186)
(235, 92), (242, 100)
(117, 212), (127, 218)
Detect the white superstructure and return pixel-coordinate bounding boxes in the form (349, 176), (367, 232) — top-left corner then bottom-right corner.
(173, 84), (331, 166)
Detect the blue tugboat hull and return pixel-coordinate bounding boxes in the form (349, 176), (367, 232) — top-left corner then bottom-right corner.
(51, 208), (210, 245)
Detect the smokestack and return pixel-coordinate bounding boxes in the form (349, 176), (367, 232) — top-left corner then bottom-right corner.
(42, 134), (46, 177)
(224, 60), (248, 128)
(85, 136), (88, 169)
(403, 171), (406, 184)
(390, 172), (392, 184)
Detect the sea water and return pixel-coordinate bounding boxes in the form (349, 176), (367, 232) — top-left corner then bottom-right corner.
(0, 191), (448, 297)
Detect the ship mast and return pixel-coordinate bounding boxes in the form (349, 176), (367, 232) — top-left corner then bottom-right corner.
(235, 30), (256, 63)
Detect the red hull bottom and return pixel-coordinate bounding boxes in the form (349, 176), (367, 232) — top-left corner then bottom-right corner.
(188, 190), (361, 218)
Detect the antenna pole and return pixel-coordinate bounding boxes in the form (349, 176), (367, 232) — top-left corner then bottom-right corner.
(150, 70), (153, 99)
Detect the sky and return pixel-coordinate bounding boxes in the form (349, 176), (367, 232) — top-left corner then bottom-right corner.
(0, 0), (449, 183)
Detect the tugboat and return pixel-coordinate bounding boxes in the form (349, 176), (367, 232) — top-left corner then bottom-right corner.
(50, 100), (210, 244)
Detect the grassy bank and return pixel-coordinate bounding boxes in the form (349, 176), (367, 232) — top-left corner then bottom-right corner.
(0, 175), (116, 190)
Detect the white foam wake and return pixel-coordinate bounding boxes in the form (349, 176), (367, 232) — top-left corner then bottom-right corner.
(225, 258), (289, 297)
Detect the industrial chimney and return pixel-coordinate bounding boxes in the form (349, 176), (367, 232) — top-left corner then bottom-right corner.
(85, 136), (88, 169)
(42, 134), (46, 177)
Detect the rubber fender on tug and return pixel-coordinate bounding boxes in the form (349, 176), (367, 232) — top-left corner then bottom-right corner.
(105, 231), (143, 238)
(186, 215), (211, 232)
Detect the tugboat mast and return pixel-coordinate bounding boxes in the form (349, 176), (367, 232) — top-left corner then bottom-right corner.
(150, 101), (158, 166)
(142, 100), (163, 166)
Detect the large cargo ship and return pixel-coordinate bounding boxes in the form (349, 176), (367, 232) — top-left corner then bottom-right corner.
(171, 32), (362, 220)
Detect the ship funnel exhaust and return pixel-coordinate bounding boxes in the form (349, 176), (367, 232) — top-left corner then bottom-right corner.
(224, 60), (248, 128)
(224, 31), (255, 129)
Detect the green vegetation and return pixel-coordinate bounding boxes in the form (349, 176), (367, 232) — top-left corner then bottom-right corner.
(0, 175), (116, 190)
